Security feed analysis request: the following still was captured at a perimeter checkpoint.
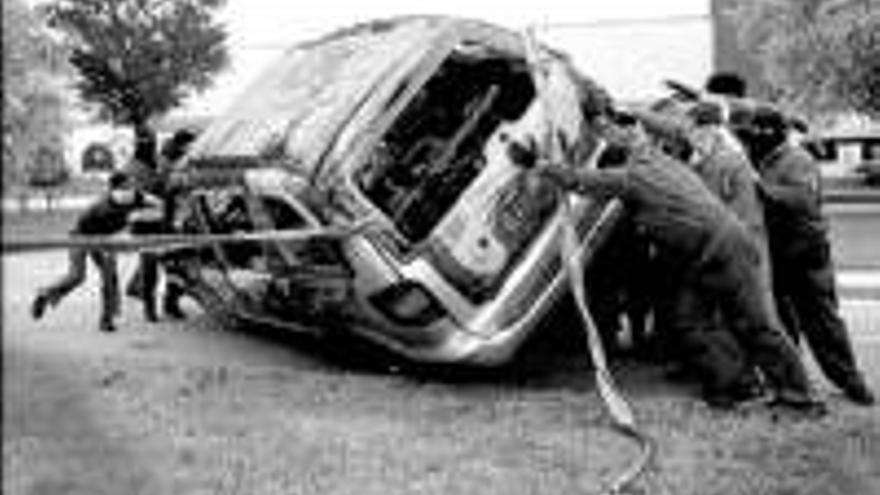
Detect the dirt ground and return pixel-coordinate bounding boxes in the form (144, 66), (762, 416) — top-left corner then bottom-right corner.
(4, 253), (880, 495)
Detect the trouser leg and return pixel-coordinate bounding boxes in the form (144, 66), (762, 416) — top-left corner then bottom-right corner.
(704, 236), (813, 399)
(90, 250), (119, 324)
(161, 254), (193, 318)
(140, 253), (160, 320)
(162, 275), (187, 318)
(671, 284), (748, 393)
(41, 248), (88, 306)
(775, 293), (802, 345)
(782, 258), (865, 392)
(623, 235), (656, 354)
(651, 267), (684, 363)
(625, 296), (652, 354)
(772, 255), (802, 345)
(164, 281), (186, 304)
(126, 262), (145, 299)
(586, 279), (624, 354)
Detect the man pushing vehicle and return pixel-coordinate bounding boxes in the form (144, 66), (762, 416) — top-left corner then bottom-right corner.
(535, 111), (825, 414)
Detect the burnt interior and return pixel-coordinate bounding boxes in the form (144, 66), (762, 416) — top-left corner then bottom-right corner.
(357, 48), (536, 242)
(180, 187), (354, 323)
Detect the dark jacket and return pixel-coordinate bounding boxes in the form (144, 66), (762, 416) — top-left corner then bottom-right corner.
(756, 143), (828, 260)
(568, 144), (748, 268)
(73, 192), (153, 236)
(690, 127), (767, 243)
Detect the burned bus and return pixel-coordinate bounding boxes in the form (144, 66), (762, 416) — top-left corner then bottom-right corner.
(173, 16), (621, 365)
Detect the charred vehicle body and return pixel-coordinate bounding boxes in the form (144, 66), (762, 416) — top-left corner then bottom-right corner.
(172, 16), (621, 365)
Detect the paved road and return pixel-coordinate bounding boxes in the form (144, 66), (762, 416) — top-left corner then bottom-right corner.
(4, 252), (880, 495)
(826, 203), (880, 270)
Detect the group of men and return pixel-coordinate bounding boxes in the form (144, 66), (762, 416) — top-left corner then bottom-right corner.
(26, 70), (874, 415)
(30, 127), (196, 332)
(540, 73), (874, 412)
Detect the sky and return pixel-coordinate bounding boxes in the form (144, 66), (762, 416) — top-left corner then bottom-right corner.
(217, 0), (708, 46)
(27, 0), (712, 116)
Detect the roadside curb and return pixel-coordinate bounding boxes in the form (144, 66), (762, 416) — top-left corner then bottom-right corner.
(2, 195), (96, 213)
(4, 190), (880, 214)
(840, 299), (880, 340)
(824, 189), (880, 204)
(837, 270), (880, 301)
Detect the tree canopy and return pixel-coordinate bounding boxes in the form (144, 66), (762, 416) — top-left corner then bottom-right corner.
(3, 0), (72, 188)
(44, 0), (230, 128)
(724, 0), (880, 119)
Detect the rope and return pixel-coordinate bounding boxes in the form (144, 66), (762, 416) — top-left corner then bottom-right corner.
(520, 25), (659, 495)
(561, 199), (657, 495)
(1, 223), (371, 255)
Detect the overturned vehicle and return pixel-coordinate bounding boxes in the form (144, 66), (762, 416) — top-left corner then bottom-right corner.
(172, 16), (621, 365)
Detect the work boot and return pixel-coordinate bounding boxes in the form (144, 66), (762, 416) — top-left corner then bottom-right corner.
(31, 293), (50, 320)
(141, 289), (159, 322)
(843, 381), (876, 406)
(770, 390), (829, 418)
(702, 378), (767, 410)
(162, 293), (185, 320)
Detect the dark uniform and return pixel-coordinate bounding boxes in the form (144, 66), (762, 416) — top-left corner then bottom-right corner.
(126, 129), (196, 320)
(750, 109), (874, 405)
(541, 134), (820, 410)
(634, 105), (771, 394)
(124, 154), (168, 321)
(31, 174), (154, 332)
(155, 130), (198, 319)
(584, 210), (655, 357)
(684, 109), (772, 386)
(124, 125), (163, 320)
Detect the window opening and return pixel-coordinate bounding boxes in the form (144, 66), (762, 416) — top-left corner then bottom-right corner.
(357, 49), (536, 242)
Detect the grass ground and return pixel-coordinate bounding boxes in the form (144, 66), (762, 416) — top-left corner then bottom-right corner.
(3, 278), (879, 495)
(3, 196), (879, 495)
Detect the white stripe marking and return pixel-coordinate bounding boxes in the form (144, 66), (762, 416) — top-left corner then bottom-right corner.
(841, 299), (880, 308)
(838, 271), (880, 289)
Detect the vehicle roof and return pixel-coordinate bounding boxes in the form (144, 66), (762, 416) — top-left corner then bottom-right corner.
(185, 16), (533, 183)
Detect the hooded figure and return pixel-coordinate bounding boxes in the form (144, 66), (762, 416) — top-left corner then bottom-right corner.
(748, 107), (875, 406)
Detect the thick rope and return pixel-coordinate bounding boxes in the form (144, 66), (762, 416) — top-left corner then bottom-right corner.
(561, 199), (656, 494)
(2, 223), (370, 255)
(521, 25), (657, 495)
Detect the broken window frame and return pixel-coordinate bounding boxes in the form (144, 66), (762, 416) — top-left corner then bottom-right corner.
(347, 39), (541, 254)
